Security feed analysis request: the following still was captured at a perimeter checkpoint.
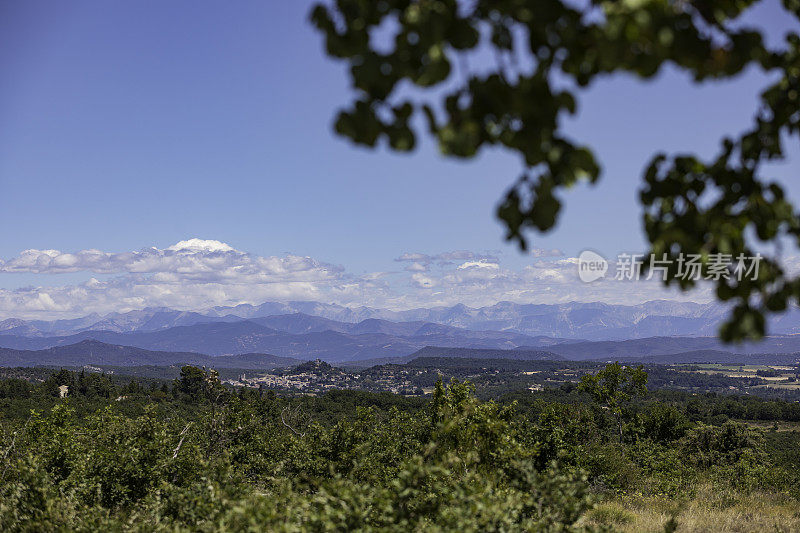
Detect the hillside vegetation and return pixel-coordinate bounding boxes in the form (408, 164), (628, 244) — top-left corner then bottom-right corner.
(0, 364), (798, 531)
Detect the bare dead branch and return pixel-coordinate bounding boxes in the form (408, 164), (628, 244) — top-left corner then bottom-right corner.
(172, 422), (192, 460)
(281, 406), (306, 437)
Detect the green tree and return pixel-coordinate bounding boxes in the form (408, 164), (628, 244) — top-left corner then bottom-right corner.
(579, 362), (648, 440)
(42, 369), (74, 398)
(174, 366), (226, 403)
(0, 378), (32, 399)
(311, 0), (800, 341)
(640, 402), (691, 442)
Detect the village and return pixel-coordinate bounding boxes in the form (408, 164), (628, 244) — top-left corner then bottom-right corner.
(221, 359), (426, 395)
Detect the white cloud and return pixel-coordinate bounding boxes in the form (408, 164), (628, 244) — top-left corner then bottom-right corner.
(457, 260), (500, 270)
(530, 248), (564, 258)
(0, 240), (713, 319)
(167, 239), (234, 253)
(411, 273), (437, 289)
(0, 239), (341, 284)
(404, 262), (429, 272)
(396, 252), (429, 262)
(395, 250), (499, 267)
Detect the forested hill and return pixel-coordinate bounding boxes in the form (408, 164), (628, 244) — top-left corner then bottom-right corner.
(626, 350), (800, 365)
(0, 340), (300, 369)
(409, 346), (562, 361)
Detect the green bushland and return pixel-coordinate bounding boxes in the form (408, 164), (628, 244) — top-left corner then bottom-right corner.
(0, 364), (797, 531)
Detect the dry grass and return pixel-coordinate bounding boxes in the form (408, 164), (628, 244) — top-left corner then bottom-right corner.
(582, 485), (800, 532)
(739, 420), (800, 432)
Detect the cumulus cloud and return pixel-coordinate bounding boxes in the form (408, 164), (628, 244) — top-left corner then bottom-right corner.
(0, 240), (711, 319)
(395, 252), (429, 263)
(394, 250), (499, 267)
(457, 261), (500, 270)
(384, 254), (710, 310)
(410, 273), (437, 289)
(167, 239), (234, 253)
(0, 239), (342, 284)
(529, 248), (564, 258)
(403, 262), (429, 272)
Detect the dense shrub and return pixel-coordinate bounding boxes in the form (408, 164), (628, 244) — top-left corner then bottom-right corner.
(0, 365), (796, 531)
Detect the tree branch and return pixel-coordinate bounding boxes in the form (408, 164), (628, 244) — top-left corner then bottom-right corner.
(172, 422), (192, 459)
(281, 406), (306, 437)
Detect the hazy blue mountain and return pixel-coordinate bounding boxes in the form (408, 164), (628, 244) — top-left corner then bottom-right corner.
(2, 327), (799, 366)
(0, 300), (737, 339)
(545, 335), (800, 360)
(0, 319), (41, 337)
(0, 340), (301, 368)
(5, 300), (800, 359)
(205, 301), (374, 322)
(407, 346), (562, 361)
(225, 300), (728, 340)
(249, 313), (351, 334)
(0, 319), (557, 362)
(251, 314), (558, 344)
(0, 308), (237, 336)
(340, 346), (564, 367)
(0, 314), (104, 336)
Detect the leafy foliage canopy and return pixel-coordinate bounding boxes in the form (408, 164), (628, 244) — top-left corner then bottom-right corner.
(311, 0), (800, 340)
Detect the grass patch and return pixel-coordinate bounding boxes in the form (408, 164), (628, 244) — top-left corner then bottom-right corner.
(588, 502), (636, 526)
(583, 486), (800, 532)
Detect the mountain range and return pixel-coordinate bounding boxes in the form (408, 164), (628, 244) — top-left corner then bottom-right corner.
(0, 318), (560, 361)
(2, 339), (797, 370)
(345, 340), (800, 367)
(2, 300), (800, 364)
(0, 340), (301, 369)
(345, 346), (564, 367)
(0, 300), (747, 339)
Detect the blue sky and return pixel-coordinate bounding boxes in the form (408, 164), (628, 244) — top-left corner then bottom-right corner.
(0, 1), (798, 318)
